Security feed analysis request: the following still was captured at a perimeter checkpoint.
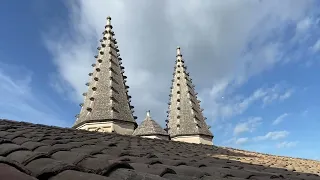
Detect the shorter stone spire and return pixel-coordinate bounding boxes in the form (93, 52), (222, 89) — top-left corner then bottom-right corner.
(166, 46), (213, 145)
(133, 111), (169, 140)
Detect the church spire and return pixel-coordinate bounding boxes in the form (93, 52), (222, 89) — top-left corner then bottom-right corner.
(133, 111), (169, 140)
(165, 46), (213, 145)
(73, 16), (137, 134)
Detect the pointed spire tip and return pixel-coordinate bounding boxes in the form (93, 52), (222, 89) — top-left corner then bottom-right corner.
(176, 46), (181, 56)
(106, 16), (112, 26)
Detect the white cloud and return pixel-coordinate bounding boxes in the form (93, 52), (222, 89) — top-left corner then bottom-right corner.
(262, 85), (293, 106)
(312, 39), (320, 52)
(235, 137), (249, 145)
(206, 84), (293, 122)
(234, 124), (250, 136)
(272, 113), (289, 125)
(296, 17), (312, 32)
(233, 117), (262, 135)
(224, 130), (291, 146)
(223, 137), (249, 145)
(254, 131), (290, 141)
(43, 0), (313, 125)
(279, 90), (293, 101)
(0, 62), (69, 127)
(277, 141), (298, 148)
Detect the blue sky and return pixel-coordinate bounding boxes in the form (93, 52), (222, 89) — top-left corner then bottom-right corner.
(0, 0), (320, 160)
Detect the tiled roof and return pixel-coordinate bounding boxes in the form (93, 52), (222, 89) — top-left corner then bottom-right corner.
(0, 119), (319, 180)
(133, 111), (168, 136)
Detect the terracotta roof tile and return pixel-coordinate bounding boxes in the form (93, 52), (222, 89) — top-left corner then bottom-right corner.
(0, 119), (319, 180)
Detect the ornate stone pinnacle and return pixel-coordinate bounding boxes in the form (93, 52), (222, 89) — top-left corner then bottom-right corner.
(146, 110), (151, 118)
(105, 16), (113, 30)
(176, 46), (181, 56)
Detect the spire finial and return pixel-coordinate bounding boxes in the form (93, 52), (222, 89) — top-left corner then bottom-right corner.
(176, 46), (181, 56)
(106, 16), (112, 26)
(146, 110), (151, 118)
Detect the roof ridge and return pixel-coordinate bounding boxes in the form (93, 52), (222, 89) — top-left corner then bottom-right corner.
(2, 119), (319, 162)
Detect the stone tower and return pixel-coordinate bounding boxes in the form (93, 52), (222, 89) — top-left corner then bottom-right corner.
(133, 111), (169, 140)
(73, 16), (137, 135)
(165, 47), (214, 145)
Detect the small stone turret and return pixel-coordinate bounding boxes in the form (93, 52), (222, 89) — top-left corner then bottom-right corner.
(166, 46), (214, 145)
(133, 111), (169, 140)
(73, 16), (137, 135)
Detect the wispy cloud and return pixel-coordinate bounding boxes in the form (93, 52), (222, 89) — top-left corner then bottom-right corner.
(0, 62), (69, 127)
(224, 130), (291, 146)
(296, 17), (312, 32)
(42, 0), (314, 125)
(262, 86), (294, 106)
(235, 137), (249, 145)
(233, 117), (262, 135)
(205, 83), (294, 122)
(254, 131), (290, 141)
(312, 39), (320, 52)
(223, 137), (249, 146)
(277, 141), (298, 148)
(272, 113), (289, 125)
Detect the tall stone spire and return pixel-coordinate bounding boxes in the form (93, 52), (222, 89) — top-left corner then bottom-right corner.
(165, 46), (214, 145)
(73, 16), (137, 135)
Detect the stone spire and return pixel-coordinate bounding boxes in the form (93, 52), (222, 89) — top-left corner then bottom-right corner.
(165, 46), (213, 145)
(73, 16), (137, 135)
(133, 111), (169, 140)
